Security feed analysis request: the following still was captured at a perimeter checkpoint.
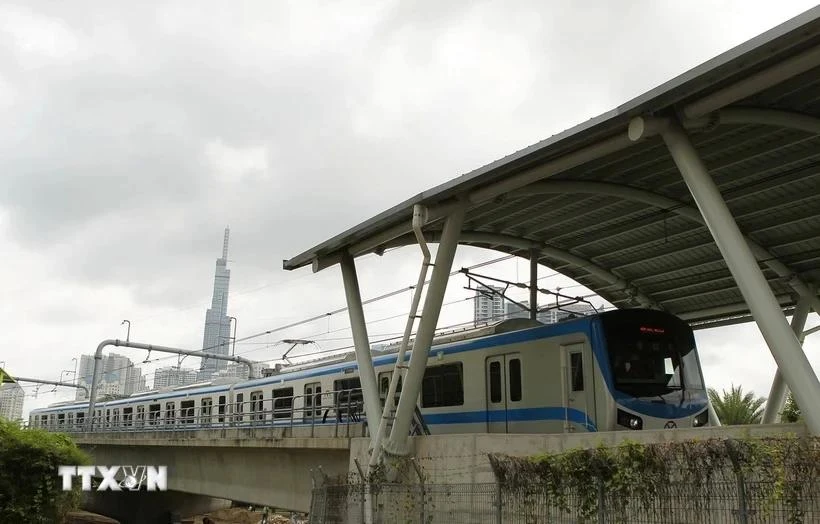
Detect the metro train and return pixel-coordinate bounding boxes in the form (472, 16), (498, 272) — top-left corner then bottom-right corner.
(29, 308), (710, 434)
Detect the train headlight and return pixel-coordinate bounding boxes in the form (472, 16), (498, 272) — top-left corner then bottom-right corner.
(617, 409), (643, 430)
(693, 409), (709, 427)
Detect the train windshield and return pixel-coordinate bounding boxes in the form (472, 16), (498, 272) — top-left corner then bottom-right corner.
(601, 310), (704, 398)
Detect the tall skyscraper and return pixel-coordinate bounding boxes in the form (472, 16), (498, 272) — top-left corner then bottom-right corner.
(199, 227), (233, 378)
(473, 284), (505, 324)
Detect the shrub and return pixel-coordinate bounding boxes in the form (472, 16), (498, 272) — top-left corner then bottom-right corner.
(0, 418), (90, 523)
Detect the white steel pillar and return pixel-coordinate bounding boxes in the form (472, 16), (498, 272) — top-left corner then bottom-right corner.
(762, 296), (812, 423)
(383, 207), (465, 456)
(340, 253), (382, 437)
(530, 250), (538, 321)
(650, 117), (820, 434)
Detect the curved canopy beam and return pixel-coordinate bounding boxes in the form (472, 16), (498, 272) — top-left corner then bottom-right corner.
(381, 230), (659, 309)
(687, 107), (820, 135)
(511, 180), (820, 313)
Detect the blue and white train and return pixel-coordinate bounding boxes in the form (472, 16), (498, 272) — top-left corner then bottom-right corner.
(29, 308), (710, 434)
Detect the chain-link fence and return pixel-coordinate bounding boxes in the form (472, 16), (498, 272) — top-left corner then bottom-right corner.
(309, 477), (820, 523)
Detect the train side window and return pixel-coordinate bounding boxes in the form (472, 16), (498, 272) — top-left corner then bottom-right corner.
(149, 404), (160, 425)
(249, 391), (264, 421)
(67, 413), (74, 429)
(509, 358), (522, 402)
(217, 395), (226, 423)
(58, 413), (65, 426)
(273, 387), (294, 419)
(40, 415), (47, 427)
(136, 406), (145, 426)
(76, 412), (84, 427)
(334, 377), (363, 419)
(201, 398), (213, 424)
(570, 352), (584, 392)
(304, 383), (321, 419)
(235, 393), (244, 422)
(165, 402), (175, 424)
(218, 395), (226, 421)
(180, 400), (195, 424)
(378, 372), (402, 399)
(489, 361), (502, 403)
(422, 363), (464, 408)
(123, 407), (133, 427)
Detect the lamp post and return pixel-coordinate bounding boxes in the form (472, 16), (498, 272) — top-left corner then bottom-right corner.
(228, 316), (237, 356)
(121, 320), (131, 342)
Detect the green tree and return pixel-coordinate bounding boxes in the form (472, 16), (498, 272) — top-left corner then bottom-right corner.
(0, 418), (89, 523)
(781, 392), (801, 423)
(707, 384), (766, 425)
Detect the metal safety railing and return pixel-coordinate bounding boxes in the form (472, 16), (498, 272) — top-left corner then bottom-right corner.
(34, 388), (369, 438)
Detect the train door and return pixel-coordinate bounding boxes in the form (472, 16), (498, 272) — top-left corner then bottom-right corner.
(561, 343), (596, 432)
(485, 353), (523, 433)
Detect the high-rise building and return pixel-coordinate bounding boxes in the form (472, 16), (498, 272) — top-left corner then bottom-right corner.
(473, 284), (505, 324)
(153, 367), (199, 389)
(213, 362), (264, 380)
(506, 300), (595, 324)
(505, 300), (558, 324)
(75, 353), (145, 400)
(199, 227), (233, 378)
(0, 383), (25, 422)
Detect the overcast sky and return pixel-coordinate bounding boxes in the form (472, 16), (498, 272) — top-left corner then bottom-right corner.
(2, 1), (818, 419)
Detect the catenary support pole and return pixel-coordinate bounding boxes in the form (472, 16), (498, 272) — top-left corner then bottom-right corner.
(384, 206), (465, 456)
(636, 116), (820, 434)
(762, 296), (812, 423)
(340, 253), (382, 440)
(86, 339), (259, 430)
(14, 377), (89, 398)
(530, 250), (538, 321)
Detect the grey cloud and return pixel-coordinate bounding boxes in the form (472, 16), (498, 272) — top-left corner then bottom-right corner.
(3, 1), (820, 412)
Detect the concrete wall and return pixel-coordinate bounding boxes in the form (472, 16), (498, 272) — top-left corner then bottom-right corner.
(77, 429), (356, 513)
(350, 423), (808, 483)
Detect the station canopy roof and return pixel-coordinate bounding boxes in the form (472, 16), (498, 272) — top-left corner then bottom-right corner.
(285, 7), (820, 329)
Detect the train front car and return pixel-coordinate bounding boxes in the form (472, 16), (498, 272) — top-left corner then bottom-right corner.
(596, 309), (709, 431)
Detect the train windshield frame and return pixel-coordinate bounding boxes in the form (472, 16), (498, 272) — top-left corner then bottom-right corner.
(601, 310), (704, 398)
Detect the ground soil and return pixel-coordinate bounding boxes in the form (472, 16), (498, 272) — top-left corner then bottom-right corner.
(184, 507), (306, 524)
(64, 511), (120, 524)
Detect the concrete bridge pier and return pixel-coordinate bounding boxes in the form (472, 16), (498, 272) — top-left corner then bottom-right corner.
(82, 489), (231, 524)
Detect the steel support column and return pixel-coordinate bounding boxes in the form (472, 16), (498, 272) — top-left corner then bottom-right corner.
(762, 296), (812, 423)
(643, 117), (820, 434)
(530, 250), (538, 321)
(340, 253), (382, 438)
(708, 399), (722, 427)
(383, 207), (465, 456)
